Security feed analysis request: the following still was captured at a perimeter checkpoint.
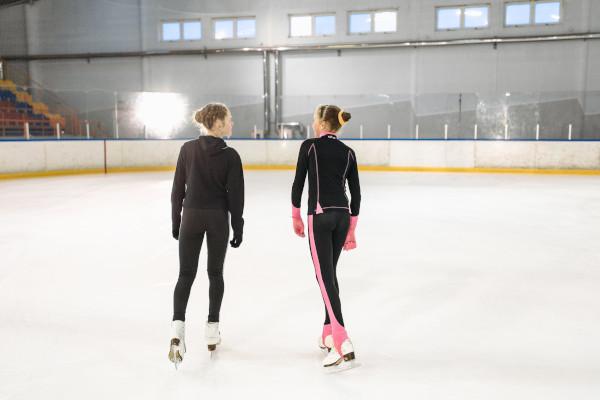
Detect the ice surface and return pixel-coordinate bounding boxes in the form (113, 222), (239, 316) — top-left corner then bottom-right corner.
(1, 170), (600, 399)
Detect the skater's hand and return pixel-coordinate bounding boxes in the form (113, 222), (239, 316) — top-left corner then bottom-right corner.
(292, 205), (305, 238)
(172, 226), (180, 240)
(230, 232), (243, 248)
(293, 217), (305, 238)
(343, 216), (358, 251)
(343, 236), (356, 251)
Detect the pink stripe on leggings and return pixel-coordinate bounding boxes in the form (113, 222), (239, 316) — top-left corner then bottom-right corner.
(308, 215), (348, 356)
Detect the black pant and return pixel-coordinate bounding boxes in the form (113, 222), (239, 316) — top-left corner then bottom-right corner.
(173, 208), (229, 322)
(308, 210), (350, 328)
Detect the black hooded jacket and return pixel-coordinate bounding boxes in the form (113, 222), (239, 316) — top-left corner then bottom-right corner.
(171, 135), (244, 235)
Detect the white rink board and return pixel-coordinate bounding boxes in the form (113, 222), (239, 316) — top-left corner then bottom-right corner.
(0, 141), (47, 173)
(44, 141), (105, 170)
(1, 139), (600, 174)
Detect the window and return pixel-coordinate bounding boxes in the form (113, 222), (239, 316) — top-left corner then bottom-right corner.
(535, 1), (561, 24)
(374, 11), (397, 32)
(290, 14), (336, 37)
(437, 8), (461, 30)
(349, 13), (371, 34)
(506, 2), (531, 25)
(237, 18), (256, 38)
(182, 21), (201, 40)
(436, 5), (489, 30)
(505, 1), (561, 26)
(315, 15), (336, 36)
(214, 17), (256, 39)
(464, 6), (489, 28)
(162, 20), (202, 42)
(215, 19), (234, 39)
(290, 15), (312, 37)
(349, 10), (397, 34)
(162, 22), (181, 41)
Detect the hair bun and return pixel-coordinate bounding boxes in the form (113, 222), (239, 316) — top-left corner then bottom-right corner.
(192, 103), (229, 131)
(341, 111), (351, 123)
(194, 108), (206, 125)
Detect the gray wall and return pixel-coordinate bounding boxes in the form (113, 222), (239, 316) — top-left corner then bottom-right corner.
(1, 0), (599, 139)
(0, 4), (27, 56)
(8, 0), (594, 53)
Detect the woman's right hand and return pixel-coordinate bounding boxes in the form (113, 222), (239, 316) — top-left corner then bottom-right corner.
(293, 217), (305, 238)
(343, 216), (358, 251)
(292, 206), (305, 238)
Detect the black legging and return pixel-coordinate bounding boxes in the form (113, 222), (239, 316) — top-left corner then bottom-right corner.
(173, 208), (229, 322)
(308, 210), (350, 328)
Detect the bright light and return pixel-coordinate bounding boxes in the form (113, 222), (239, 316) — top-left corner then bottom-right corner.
(135, 92), (187, 138)
(505, 92), (511, 97)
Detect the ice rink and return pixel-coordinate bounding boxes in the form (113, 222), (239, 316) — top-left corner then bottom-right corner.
(1, 170), (600, 400)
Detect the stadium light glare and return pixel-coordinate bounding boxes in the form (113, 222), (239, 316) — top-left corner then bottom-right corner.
(135, 92), (187, 138)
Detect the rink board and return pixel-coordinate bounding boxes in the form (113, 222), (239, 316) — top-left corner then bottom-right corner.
(1, 139), (600, 177)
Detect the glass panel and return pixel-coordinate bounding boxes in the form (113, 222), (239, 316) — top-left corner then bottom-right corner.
(162, 22), (181, 41)
(182, 21), (201, 40)
(538, 91), (580, 140)
(582, 91), (600, 139)
(237, 18), (256, 38)
(315, 15), (336, 36)
(214, 19), (234, 40)
(437, 8), (461, 30)
(349, 13), (371, 34)
(464, 6), (489, 28)
(506, 3), (531, 26)
(3, 86), (599, 141)
(439, 93), (479, 139)
(535, 2), (561, 24)
(374, 11), (397, 33)
(475, 94), (509, 140)
(290, 15), (312, 37)
(414, 93), (451, 139)
(506, 92), (540, 140)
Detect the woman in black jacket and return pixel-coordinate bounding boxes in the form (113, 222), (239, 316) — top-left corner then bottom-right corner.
(291, 104), (361, 368)
(168, 103), (244, 368)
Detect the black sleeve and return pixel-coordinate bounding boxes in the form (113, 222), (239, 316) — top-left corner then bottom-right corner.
(291, 140), (310, 208)
(226, 149), (245, 234)
(171, 146), (187, 232)
(347, 149), (361, 216)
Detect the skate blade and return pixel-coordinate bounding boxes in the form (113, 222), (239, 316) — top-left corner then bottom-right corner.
(168, 339), (183, 369)
(324, 359), (359, 374)
(207, 338), (221, 352)
(323, 352), (358, 373)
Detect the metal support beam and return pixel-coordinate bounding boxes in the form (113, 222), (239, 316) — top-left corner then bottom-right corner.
(262, 51), (270, 138)
(273, 50), (281, 138)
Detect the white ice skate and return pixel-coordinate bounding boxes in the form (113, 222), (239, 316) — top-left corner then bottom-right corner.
(205, 322), (221, 352)
(322, 339), (356, 371)
(168, 320), (186, 370)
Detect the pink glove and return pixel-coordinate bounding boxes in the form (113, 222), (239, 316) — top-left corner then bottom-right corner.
(343, 216), (358, 251)
(292, 206), (305, 238)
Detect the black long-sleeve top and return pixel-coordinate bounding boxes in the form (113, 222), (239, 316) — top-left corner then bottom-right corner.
(291, 134), (361, 216)
(171, 136), (244, 234)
